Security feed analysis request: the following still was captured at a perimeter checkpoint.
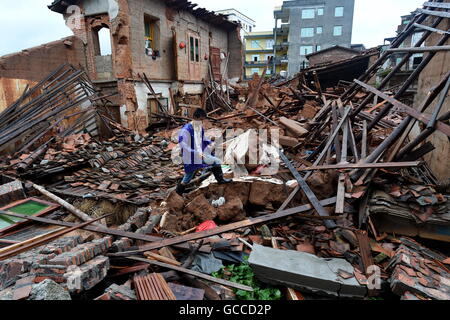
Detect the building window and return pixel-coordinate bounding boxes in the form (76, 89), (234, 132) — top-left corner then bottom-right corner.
(412, 32), (424, 46)
(317, 8), (324, 16)
(265, 54), (274, 61)
(251, 40), (261, 49)
(144, 14), (159, 55)
(189, 36), (200, 62)
(333, 26), (343, 36)
(252, 55), (259, 62)
(301, 28), (314, 37)
(251, 68), (260, 75)
(316, 26), (323, 34)
(249, 26), (252, 32)
(266, 39), (275, 49)
(335, 7), (344, 17)
(316, 45), (321, 52)
(94, 27), (112, 56)
(300, 46), (314, 55)
(302, 9), (315, 19)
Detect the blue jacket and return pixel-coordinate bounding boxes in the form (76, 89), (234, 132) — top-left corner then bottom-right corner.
(179, 123), (212, 173)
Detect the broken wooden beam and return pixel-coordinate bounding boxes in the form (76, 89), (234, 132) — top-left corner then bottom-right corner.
(32, 183), (104, 228)
(0, 210), (211, 253)
(109, 197), (337, 256)
(299, 161), (421, 171)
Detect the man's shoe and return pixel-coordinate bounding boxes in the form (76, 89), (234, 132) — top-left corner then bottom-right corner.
(176, 184), (186, 196)
(211, 166), (232, 184)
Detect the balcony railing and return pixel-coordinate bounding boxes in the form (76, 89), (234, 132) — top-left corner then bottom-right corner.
(274, 56), (289, 65)
(245, 61), (268, 67)
(274, 42), (289, 51)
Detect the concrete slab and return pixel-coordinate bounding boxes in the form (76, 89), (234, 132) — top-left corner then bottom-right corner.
(249, 244), (367, 298)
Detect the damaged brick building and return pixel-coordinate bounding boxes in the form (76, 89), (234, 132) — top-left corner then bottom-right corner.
(0, 0), (244, 132)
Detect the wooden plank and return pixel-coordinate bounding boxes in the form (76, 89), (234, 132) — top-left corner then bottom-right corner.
(361, 120), (368, 159)
(386, 45), (450, 53)
(356, 230), (378, 296)
(423, 1), (450, 9)
(127, 257), (254, 292)
(336, 119), (349, 215)
(419, 8), (450, 18)
(144, 251), (181, 266)
(0, 214), (110, 260)
(304, 107), (353, 180)
(354, 80), (450, 137)
(110, 197), (337, 256)
(413, 23), (450, 36)
(278, 151), (337, 229)
(0, 210), (211, 253)
(299, 161), (421, 171)
(32, 183), (103, 227)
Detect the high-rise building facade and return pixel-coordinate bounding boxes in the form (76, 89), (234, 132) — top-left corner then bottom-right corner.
(274, 0), (355, 76)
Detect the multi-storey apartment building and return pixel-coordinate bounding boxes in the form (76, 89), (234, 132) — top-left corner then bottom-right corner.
(244, 31), (275, 79)
(274, 0), (355, 76)
(215, 9), (256, 40)
(243, 31), (289, 79)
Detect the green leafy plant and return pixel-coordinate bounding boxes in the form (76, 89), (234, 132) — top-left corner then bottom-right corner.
(212, 258), (282, 300)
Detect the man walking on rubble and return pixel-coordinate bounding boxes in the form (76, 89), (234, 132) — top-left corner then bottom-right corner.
(176, 108), (232, 196)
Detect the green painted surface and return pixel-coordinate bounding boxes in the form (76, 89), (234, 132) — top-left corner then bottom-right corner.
(0, 200), (51, 227)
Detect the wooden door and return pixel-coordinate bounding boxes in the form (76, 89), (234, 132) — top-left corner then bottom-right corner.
(188, 33), (201, 80)
(210, 47), (222, 82)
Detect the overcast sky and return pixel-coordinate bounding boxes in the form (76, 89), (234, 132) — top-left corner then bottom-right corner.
(0, 0), (425, 56)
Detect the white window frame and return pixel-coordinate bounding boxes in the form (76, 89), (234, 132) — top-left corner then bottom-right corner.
(251, 40), (260, 49)
(335, 7), (344, 17)
(333, 26), (343, 36)
(266, 39), (275, 49)
(302, 9), (315, 19)
(316, 45), (321, 52)
(301, 27), (314, 37)
(300, 46), (314, 56)
(317, 8), (324, 16)
(252, 54), (260, 62)
(316, 26), (323, 34)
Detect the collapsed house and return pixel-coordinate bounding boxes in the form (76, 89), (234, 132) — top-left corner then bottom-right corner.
(0, 0), (449, 302)
(0, 0), (243, 133)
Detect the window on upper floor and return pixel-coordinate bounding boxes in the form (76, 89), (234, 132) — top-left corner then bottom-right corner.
(317, 26), (323, 34)
(266, 39), (275, 49)
(301, 28), (314, 37)
(302, 9), (315, 19)
(251, 40), (261, 49)
(333, 26), (343, 36)
(94, 27), (112, 56)
(335, 7), (344, 17)
(412, 32), (424, 46)
(189, 35), (200, 62)
(317, 8), (324, 16)
(316, 45), (322, 52)
(252, 55), (259, 62)
(249, 26), (253, 32)
(300, 46), (314, 56)
(144, 14), (160, 55)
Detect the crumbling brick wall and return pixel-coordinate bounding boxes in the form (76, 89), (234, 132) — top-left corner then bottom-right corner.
(0, 36), (87, 82)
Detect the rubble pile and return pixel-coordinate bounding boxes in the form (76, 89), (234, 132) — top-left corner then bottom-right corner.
(0, 2), (449, 302)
